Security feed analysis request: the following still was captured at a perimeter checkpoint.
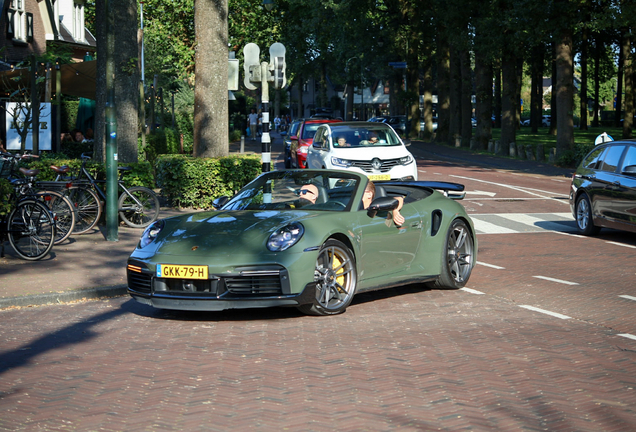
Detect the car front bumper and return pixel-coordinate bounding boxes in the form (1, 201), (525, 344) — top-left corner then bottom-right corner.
(127, 259), (317, 311)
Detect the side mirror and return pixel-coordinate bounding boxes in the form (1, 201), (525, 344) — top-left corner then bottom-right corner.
(622, 165), (636, 176)
(313, 142), (323, 149)
(212, 196), (229, 210)
(366, 197), (399, 218)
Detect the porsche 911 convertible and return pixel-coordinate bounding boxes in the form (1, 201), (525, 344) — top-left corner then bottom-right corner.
(127, 170), (477, 316)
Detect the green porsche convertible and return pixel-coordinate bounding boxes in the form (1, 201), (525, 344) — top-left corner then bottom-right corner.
(127, 169), (476, 316)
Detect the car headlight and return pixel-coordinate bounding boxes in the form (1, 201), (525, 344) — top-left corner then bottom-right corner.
(139, 219), (164, 248)
(267, 222), (304, 252)
(399, 155), (414, 165)
(299, 146), (309, 155)
(331, 157), (351, 167)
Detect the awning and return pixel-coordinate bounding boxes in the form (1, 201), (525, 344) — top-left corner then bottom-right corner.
(0, 60), (96, 100)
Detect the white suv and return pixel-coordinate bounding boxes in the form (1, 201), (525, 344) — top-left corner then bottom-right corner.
(306, 122), (417, 181)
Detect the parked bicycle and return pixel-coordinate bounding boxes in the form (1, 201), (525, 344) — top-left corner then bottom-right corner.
(55, 153), (160, 230)
(1, 152), (74, 245)
(0, 158), (56, 260)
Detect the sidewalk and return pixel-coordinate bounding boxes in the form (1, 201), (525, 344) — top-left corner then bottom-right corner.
(0, 132), (573, 309)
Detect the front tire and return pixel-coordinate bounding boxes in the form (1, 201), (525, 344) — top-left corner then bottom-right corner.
(298, 239), (357, 316)
(427, 219), (475, 290)
(575, 193), (600, 236)
(8, 200), (55, 261)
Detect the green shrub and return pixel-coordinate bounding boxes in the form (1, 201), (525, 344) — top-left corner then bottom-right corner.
(23, 157), (155, 189)
(156, 154), (261, 209)
(556, 141), (595, 168)
(0, 178), (13, 216)
(59, 140), (93, 159)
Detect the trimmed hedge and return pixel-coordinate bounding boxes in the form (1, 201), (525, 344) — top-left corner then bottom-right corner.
(156, 154), (262, 209)
(0, 178), (13, 216)
(23, 156), (155, 189)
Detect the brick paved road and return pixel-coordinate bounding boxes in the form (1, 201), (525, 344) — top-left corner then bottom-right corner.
(1, 289), (635, 431)
(1, 141), (635, 430)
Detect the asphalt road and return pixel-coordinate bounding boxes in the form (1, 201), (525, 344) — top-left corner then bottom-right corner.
(1, 140), (635, 430)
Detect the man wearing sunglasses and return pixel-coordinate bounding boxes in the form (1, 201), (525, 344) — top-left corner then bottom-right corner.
(297, 184), (319, 205)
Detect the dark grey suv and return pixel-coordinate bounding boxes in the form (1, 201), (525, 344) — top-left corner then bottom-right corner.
(569, 140), (636, 235)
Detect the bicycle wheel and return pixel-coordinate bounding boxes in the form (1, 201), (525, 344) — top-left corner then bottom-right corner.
(7, 199), (55, 260)
(35, 191), (75, 244)
(66, 186), (102, 235)
(118, 186), (160, 228)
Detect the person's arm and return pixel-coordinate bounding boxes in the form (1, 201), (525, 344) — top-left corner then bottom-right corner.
(391, 197), (405, 226)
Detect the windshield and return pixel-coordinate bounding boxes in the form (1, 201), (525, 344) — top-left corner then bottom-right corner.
(301, 123), (322, 140)
(330, 125), (402, 147)
(222, 171), (360, 212)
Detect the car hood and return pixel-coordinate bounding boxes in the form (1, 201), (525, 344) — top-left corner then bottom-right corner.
(332, 145), (411, 160)
(149, 210), (317, 257)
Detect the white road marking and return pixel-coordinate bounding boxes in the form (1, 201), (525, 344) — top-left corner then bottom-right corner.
(478, 261), (505, 270)
(471, 218), (518, 234)
(450, 174), (569, 204)
(496, 213), (573, 232)
(461, 287), (485, 295)
(618, 333), (636, 341)
(619, 295), (636, 302)
(465, 190), (497, 197)
(519, 305), (572, 320)
(606, 241), (636, 249)
(533, 276), (579, 286)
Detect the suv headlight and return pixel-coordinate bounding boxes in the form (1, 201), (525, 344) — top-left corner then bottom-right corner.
(399, 155), (414, 165)
(139, 219), (164, 248)
(267, 222), (305, 251)
(331, 157), (351, 167)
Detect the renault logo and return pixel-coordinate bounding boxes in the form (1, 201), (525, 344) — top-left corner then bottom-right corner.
(372, 158), (382, 170)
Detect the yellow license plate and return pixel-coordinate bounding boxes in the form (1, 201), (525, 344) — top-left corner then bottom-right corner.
(368, 174), (391, 181)
(156, 264), (208, 280)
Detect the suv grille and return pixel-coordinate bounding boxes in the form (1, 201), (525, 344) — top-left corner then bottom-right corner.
(349, 158), (402, 173)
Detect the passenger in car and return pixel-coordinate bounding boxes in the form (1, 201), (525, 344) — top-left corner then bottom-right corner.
(335, 137), (351, 147)
(362, 181), (405, 227)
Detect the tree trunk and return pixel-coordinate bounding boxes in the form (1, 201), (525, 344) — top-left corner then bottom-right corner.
(500, 48), (517, 153)
(449, 48), (461, 145)
(346, 81), (354, 121)
(622, 30), (633, 139)
(515, 57), (523, 130)
(616, 36), (624, 128)
(94, 0), (107, 162)
(579, 28), (588, 130)
(406, 38), (420, 139)
(530, 44), (544, 133)
(460, 49), (472, 147)
(493, 61), (502, 129)
(422, 57), (434, 140)
(113, 0), (140, 163)
(593, 35), (602, 128)
(474, 45), (492, 150)
(193, 0), (229, 158)
(435, 36), (450, 143)
(549, 40), (557, 136)
(555, 27), (574, 158)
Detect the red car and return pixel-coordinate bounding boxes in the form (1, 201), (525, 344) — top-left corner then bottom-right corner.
(290, 119), (342, 168)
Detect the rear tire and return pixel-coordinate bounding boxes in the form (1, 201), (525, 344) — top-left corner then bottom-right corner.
(66, 186), (101, 235)
(427, 219), (475, 290)
(8, 199), (55, 260)
(575, 193), (600, 236)
(118, 186), (160, 228)
(35, 191), (75, 244)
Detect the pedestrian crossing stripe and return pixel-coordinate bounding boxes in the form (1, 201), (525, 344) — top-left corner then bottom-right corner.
(470, 212), (574, 234)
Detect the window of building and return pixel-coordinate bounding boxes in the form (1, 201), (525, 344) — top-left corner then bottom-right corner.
(73, 1), (85, 41)
(8, 0), (25, 41)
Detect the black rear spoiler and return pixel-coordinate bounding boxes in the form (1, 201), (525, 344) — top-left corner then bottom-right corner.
(382, 181), (466, 200)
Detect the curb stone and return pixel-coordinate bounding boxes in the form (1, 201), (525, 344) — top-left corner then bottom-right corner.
(0, 285), (127, 309)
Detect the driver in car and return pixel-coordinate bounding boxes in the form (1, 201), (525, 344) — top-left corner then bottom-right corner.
(296, 184), (319, 205)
